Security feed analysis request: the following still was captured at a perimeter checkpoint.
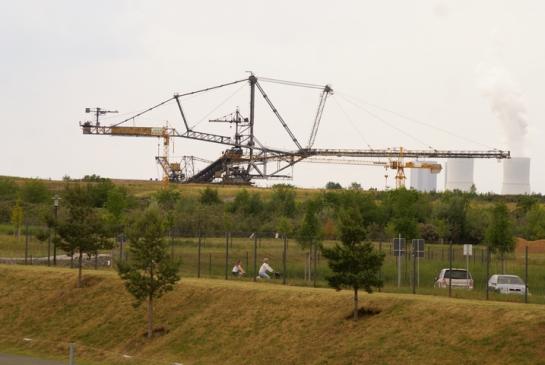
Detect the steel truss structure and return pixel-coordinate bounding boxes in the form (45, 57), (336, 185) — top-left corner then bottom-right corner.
(79, 75), (510, 185)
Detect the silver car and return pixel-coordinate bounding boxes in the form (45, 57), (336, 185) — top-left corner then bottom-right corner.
(488, 274), (529, 295)
(434, 268), (473, 289)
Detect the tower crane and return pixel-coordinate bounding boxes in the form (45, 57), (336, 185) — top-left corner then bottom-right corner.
(78, 75), (510, 186)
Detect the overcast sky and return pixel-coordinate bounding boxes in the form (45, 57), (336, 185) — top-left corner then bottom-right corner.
(1, 0), (543, 193)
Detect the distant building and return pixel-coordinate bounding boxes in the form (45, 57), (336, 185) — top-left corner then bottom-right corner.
(502, 157), (531, 195)
(410, 161), (437, 192)
(444, 158), (474, 192)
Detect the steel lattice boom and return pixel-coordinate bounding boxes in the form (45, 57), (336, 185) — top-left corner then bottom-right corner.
(79, 75), (510, 186)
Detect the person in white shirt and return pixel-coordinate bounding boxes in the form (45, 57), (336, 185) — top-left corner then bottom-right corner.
(232, 259), (245, 277)
(258, 258), (274, 279)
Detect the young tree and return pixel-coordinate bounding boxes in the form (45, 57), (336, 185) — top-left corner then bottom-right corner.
(296, 199), (323, 284)
(56, 185), (109, 287)
(155, 187), (181, 256)
(21, 179), (50, 204)
(322, 209), (385, 321)
(10, 198), (24, 241)
(524, 204), (545, 240)
(118, 205), (180, 339)
(325, 181), (342, 190)
(199, 187), (221, 205)
(484, 202), (515, 273)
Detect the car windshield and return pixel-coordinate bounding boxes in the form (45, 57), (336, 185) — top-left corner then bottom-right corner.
(498, 276), (524, 285)
(444, 270), (471, 279)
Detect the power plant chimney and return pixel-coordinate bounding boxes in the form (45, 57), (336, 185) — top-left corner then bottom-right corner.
(410, 161), (438, 192)
(444, 159), (474, 192)
(501, 157), (531, 195)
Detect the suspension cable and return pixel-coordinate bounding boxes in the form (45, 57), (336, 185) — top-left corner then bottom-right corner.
(331, 96), (374, 150)
(257, 77), (325, 90)
(337, 94), (432, 149)
(110, 97), (175, 127)
(175, 78), (248, 98)
(337, 91), (495, 149)
(190, 83), (246, 129)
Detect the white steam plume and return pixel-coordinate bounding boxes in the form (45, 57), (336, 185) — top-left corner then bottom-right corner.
(476, 33), (528, 157)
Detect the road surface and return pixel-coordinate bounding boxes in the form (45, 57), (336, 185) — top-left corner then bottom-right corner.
(0, 353), (64, 365)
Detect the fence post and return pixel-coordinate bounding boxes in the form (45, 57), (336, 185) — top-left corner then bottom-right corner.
(486, 247), (490, 300)
(448, 241), (453, 298)
(225, 232), (229, 280)
(525, 246), (528, 304)
(245, 251), (249, 274)
(313, 244), (317, 288)
(68, 343), (75, 365)
(197, 234), (202, 278)
(378, 241), (382, 292)
(24, 223), (29, 265)
(253, 234), (258, 282)
(47, 228), (51, 266)
(412, 245), (416, 295)
(282, 235), (287, 285)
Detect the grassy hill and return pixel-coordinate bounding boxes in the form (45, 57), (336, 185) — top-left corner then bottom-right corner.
(1, 175), (322, 200)
(1, 265), (545, 365)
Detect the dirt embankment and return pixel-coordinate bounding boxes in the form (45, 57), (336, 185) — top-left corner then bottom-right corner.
(1, 265), (545, 365)
(516, 238), (545, 254)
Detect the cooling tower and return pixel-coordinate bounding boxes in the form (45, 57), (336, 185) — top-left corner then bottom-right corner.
(501, 157), (531, 195)
(444, 159), (474, 192)
(410, 161), (437, 192)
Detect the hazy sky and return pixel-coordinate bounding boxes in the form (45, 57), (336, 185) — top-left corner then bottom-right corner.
(1, 0), (544, 193)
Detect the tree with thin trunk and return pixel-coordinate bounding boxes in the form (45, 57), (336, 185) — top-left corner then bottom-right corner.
(117, 204), (180, 339)
(296, 199), (323, 283)
(322, 208), (384, 320)
(484, 202), (515, 274)
(10, 198), (24, 241)
(56, 184), (109, 287)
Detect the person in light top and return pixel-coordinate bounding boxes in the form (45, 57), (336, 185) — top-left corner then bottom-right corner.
(232, 259), (246, 277)
(258, 258), (274, 279)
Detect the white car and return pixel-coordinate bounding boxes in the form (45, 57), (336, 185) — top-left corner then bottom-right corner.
(434, 268), (473, 289)
(488, 274), (529, 295)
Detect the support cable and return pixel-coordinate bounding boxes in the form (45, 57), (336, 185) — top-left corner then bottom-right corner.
(110, 97), (175, 127)
(255, 81), (303, 151)
(331, 96), (373, 150)
(257, 77), (325, 90)
(175, 78), (248, 98)
(337, 91), (495, 149)
(189, 83), (246, 130)
(337, 94), (432, 149)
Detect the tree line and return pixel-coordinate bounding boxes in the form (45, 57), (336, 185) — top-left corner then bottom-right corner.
(1, 176), (543, 328)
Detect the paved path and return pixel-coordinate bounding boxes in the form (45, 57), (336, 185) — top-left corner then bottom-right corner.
(0, 353), (64, 365)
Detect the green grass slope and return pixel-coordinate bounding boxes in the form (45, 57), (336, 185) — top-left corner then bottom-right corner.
(1, 265), (545, 365)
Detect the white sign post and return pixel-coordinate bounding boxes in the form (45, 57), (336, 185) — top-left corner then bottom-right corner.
(463, 244), (473, 287)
